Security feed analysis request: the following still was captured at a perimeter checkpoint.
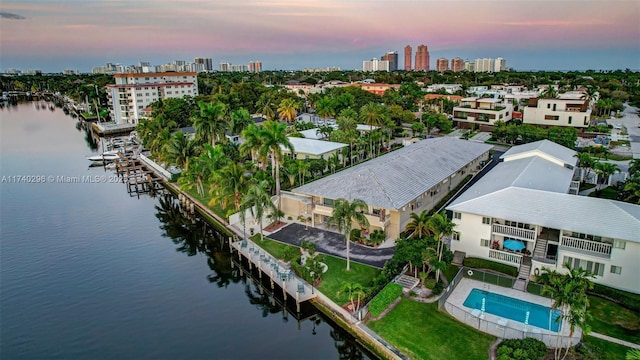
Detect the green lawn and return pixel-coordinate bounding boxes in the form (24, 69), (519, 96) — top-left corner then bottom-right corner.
(443, 264), (461, 283)
(182, 187), (229, 220)
(579, 182), (597, 191)
(315, 254), (381, 305)
(588, 296), (640, 344)
(588, 186), (619, 200)
(580, 336), (633, 360)
(251, 237), (380, 305)
(368, 299), (495, 360)
(463, 257), (518, 277)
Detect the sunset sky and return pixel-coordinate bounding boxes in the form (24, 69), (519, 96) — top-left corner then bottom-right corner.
(1, 0), (639, 72)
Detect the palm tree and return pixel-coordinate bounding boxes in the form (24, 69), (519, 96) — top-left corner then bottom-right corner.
(296, 159), (311, 185)
(192, 101), (228, 147)
(541, 86), (558, 99)
(230, 108), (253, 135)
(628, 159), (640, 177)
(359, 103), (387, 159)
(241, 180), (276, 242)
(594, 161), (619, 190)
(575, 152), (595, 183)
(538, 264), (595, 360)
(427, 211), (455, 283)
(240, 124), (264, 164)
(163, 131), (197, 170)
(259, 121), (294, 208)
(338, 282), (367, 314)
(327, 198), (369, 271)
(336, 108), (358, 132)
(405, 210), (430, 239)
(178, 144), (228, 196)
(277, 98), (299, 124)
(209, 162), (251, 215)
(316, 97), (336, 126)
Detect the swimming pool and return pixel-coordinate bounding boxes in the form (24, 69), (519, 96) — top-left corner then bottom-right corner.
(463, 288), (562, 332)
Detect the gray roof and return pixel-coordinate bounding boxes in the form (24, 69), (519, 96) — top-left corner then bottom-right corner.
(501, 139), (577, 166)
(293, 137), (492, 209)
(283, 137), (347, 156)
(448, 187), (640, 242)
(448, 141), (640, 242)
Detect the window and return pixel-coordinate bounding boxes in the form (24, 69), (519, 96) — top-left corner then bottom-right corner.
(452, 232), (460, 241)
(610, 265), (622, 275)
(322, 198), (334, 207)
(544, 115), (560, 120)
(563, 256), (605, 276)
(613, 240), (626, 249)
(482, 217), (491, 224)
(553, 104), (557, 111)
(568, 116), (572, 124)
(481, 239), (490, 247)
(547, 103), (551, 109)
(453, 212), (461, 220)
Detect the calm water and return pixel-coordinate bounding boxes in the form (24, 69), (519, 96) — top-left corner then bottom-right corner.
(0, 102), (372, 359)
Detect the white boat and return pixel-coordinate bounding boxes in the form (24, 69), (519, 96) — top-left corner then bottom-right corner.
(87, 150), (120, 163)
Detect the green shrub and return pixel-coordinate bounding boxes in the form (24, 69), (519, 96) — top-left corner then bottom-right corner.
(368, 229), (386, 246)
(350, 228), (362, 241)
(463, 257), (518, 277)
(432, 280), (444, 295)
(589, 283), (640, 312)
(424, 278), (437, 289)
(368, 283), (403, 318)
(497, 338), (547, 360)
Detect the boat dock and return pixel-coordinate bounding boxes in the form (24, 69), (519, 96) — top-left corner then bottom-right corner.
(114, 154), (164, 196)
(230, 237), (316, 312)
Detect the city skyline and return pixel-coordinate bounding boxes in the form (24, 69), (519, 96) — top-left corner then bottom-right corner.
(1, 0), (639, 72)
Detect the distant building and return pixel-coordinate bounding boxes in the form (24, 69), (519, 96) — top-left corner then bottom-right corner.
(475, 58), (495, 73)
(106, 71), (198, 125)
(414, 45), (430, 71)
(363, 58), (390, 72)
(404, 45), (412, 71)
(523, 97), (591, 128)
(463, 60), (475, 72)
(302, 67), (342, 73)
(194, 57), (213, 71)
(381, 51), (398, 71)
(219, 62), (231, 72)
(451, 57), (464, 72)
(358, 83), (401, 95)
(452, 97), (514, 130)
(249, 61), (262, 73)
(63, 70), (77, 75)
(436, 58), (449, 72)
(424, 84), (462, 94)
(494, 57), (506, 72)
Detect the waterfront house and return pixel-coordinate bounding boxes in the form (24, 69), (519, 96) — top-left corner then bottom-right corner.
(280, 137), (491, 240)
(446, 140), (640, 294)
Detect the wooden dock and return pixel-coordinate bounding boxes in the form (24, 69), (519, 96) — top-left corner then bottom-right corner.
(114, 154), (164, 196)
(230, 238), (316, 312)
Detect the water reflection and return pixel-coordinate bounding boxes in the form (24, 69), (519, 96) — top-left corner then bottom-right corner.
(152, 192), (373, 359)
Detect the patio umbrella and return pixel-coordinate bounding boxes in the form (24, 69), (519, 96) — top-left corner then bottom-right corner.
(503, 239), (525, 251)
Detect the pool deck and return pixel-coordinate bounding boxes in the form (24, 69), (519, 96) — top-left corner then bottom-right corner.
(445, 278), (581, 347)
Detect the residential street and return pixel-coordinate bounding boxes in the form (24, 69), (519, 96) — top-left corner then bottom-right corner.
(609, 103), (640, 159)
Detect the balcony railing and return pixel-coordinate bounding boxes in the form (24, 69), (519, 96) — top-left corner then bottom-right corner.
(489, 249), (523, 265)
(560, 236), (612, 257)
(492, 224), (536, 241)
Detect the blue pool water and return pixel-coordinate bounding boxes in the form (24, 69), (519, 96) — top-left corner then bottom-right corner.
(463, 288), (562, 332)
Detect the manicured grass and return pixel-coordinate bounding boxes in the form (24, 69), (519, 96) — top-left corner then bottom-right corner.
(463, 257), (518, 277)
(182, 187), (229, 220)
(368, 283), (403, 318)
(588, 186), (619, 200)
(315, 254), (380, 305)
(443, 264), (461, 283)
(580, 336), (632, 360)
(253, 235), (298, 261)
(588, 296), (640, 344)
(579, 182), (597, 191)
(368, 299), (495, 360)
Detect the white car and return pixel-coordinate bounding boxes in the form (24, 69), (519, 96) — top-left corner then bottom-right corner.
(614, 124), (622, 129)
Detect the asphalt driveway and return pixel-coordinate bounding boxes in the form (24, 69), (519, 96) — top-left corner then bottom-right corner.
(268, 223), (394, 268)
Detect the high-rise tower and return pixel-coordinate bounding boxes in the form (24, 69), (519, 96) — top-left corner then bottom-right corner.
(381, 51), (398, 71)
(404, 45), (412, 71)
(415, 45), (430, 71)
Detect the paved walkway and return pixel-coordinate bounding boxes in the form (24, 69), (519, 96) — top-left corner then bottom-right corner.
(610, 103), (640, 159)
(589, 332), (640, 350)
(268, 223), (394, 268)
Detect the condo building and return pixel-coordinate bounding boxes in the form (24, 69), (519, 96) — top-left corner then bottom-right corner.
(523, 97), (592, 128)
(451, 57), (464, 72)
(381, 51), (398, 71)
(363, 58), (390, 72)
(452, 97), (514, 129)
(404, 45), (412, 71)
(106, 71), (198, 125)
(194, 57), (213, 71)
(436, 58), (449, 72)
(414, 45), (430, 71)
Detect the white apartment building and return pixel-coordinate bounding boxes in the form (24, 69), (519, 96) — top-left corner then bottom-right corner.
(523, 97), (592, 128)
(363, 58), (390, 72)
(424, 84), (463, 94)
(475, 58), (495, 73)
(106, 72), (198, 124)
(447, 140), (640, 294)
(452, 97), (514, 128)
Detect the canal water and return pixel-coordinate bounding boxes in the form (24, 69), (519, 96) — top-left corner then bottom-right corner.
(0, 102), (372, 359)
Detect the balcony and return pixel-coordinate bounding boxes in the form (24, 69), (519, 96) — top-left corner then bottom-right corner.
(489, 249), (523, 265)
(560, 236), (612, 258)
(492, 223), (536, 241)
(364, 213), (391, 228)
(312, 204), (334, 216)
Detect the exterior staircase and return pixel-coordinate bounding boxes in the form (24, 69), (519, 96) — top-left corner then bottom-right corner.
(513, 260), (531, 291)
(395, 274), (420, 291)
(533, 238), (547, 259)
